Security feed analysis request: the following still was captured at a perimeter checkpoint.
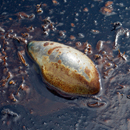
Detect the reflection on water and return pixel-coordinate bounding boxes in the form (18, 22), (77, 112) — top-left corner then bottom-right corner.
(0, 0), (130, 129)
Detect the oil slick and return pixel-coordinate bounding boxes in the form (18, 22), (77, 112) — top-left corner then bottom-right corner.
(27, 41), (101, 98)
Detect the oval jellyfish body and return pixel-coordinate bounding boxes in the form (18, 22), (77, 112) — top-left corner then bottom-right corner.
(27, 41), (101, 97)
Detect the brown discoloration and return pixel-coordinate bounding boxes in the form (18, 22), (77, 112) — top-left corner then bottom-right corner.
(103, 7), (112, 13)
(58, 60), (62, 64)
(91, 29), (100, 34)
(44, 42), (49, 46)
(43, 56), (49, 60)
(83, 7), (89, 12)
(105, 1), (113, 7)
(9, 93), (17, 102)
(74, 70), (77, 72)
(56, 49), (59, 52)
(16, 12), (29, 19)
(70, 35), (76, 40)
(71, 23), (75, 27)
(41, 62), (100, 95)
(9, 80), (16, 85)
(48, 46), (62, 55)
(85, 66), (91, 77)
(50, 42), (54, 45)
(100, 7), (113, 14)
(52, 0), (58, 4)
(91, 69), (100, 94)
(28, 41), (101, 96)
(56, 49), (62, 55)
(18, 51), (28, 66)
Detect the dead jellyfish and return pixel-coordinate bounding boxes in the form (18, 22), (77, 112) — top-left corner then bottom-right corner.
(27, 41), (101, 98)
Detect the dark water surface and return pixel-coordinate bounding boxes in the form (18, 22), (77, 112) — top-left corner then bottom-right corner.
(1, 0), (130, 129)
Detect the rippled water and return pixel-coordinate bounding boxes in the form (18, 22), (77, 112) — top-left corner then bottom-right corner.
(1, 0), (130, 129)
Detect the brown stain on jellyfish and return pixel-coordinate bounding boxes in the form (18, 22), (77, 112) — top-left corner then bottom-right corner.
(48, 46), (62, 55)
(56, 49), (62, 55)
(44, 42), (49, 46)
(41, 61), (100, 95)
(28, 41), (101, 96)
(58, 60), (62, 64)
(56, 49), (59, 52)
(84, 66), (91, 77)
(50, 42), (54, 45)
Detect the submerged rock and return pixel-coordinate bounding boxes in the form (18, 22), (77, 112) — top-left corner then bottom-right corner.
(27, 41), (101, 97)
